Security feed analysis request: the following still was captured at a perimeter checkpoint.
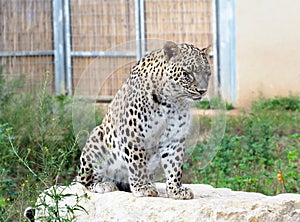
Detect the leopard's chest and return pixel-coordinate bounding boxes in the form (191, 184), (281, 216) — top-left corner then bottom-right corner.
(143, 106), (190, 149)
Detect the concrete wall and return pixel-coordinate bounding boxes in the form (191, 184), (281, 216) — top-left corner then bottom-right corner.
(235, 0), (300, 106)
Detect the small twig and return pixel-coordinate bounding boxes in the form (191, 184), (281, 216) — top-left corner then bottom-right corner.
(8, 133), (47, 187)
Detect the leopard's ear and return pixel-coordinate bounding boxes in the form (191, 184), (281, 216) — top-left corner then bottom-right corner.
(163, 41), (180, 61)
(201, 45), (212, 55)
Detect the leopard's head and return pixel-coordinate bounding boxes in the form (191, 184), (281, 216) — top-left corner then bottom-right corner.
(163, 41), (211, 101)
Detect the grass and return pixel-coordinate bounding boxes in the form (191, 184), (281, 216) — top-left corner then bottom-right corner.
(0, 70), (299, 220)
(184, 95), (300, 195)
(194, 99), (234, 110)
(0, 72), (102, 221)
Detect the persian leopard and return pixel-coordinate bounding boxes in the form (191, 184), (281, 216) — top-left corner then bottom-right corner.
(78, 41), (211, 199)
(25, 41), (211, 221)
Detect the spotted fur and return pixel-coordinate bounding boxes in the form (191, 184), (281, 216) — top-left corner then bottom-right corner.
(78, 41), (211, 199)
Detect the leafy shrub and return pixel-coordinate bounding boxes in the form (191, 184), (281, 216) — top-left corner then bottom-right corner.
(194, 99), (234, 110)
(0, 71), (102, 221)
(185, 96), (300, 195)
(252, 95), (300, 111)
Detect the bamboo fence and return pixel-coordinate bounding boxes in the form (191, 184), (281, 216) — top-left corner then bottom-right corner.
(0, 0), (213, 97)
(0, 0), (54, 90)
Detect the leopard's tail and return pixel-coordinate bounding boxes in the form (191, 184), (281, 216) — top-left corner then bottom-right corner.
(24, 207), (35, 222)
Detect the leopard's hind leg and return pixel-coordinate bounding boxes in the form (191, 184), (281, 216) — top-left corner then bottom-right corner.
(78, 126), (119, 193)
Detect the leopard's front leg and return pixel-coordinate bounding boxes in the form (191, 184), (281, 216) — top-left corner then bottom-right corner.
(123, 142), (158, 197)
(159, 140), (194, 200)
(128, 163), (158, 197)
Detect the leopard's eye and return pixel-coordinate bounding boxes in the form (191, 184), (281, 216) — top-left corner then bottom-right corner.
(182, 71), (194, 82)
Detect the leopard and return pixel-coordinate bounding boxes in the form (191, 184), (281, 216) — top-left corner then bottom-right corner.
(76, 41), (211, 200)
(24, 41), (211, 222)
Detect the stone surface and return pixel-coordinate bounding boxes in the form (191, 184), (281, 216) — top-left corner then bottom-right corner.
(33, 182), (300, 222)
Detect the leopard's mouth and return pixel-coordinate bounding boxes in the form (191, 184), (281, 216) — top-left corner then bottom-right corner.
(192, 95), (203, 101)
(188, 89), (207, 101)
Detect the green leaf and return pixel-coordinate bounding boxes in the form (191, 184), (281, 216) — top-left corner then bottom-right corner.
(287, 151), (298, 162)
(0, 197), (6, 207)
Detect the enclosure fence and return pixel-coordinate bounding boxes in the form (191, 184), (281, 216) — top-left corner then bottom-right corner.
(0, 0), (213, 98)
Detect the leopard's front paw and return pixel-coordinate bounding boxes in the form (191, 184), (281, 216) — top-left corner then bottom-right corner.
(131, 184), (158, 197)
(88, 182), (119, 193)
(167, 186), (194, 200)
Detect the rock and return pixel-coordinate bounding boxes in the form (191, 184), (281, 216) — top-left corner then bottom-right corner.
(30, 182), (300, 222)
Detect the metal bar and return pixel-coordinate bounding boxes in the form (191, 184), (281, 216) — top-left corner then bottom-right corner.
(0, 51), (54, 57)
(134, 0), (141, 61)
(212, 0), (220, 93)
(229, 0), (237, 104)
(53, 0), (65, 94)
(217, 0), (237, 104)
(140, 0), (146, 57)
(64, 0), (72, 95)
(71, 51), (136, 57)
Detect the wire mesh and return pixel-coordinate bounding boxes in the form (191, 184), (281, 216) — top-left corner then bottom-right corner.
(70, 0), (137, 97)
(0, 0), (213, 97)
(71, 0), (213, 97)
(70, 0), (136, 51)
(144, 0), (213, 50)
(0, 0), (55, 91)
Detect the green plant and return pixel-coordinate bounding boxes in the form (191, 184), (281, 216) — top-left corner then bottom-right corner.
(194, 100), (211, 109)
(34, 185), (89, 222)
(252, 95), (300, 111)
(6, 131), (88, 222)
(0, 72), (93, 221)
(184, 96), (300, 195)
(194, 99), (234, 110)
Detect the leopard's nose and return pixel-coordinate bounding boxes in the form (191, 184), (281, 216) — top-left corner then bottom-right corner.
(196, 89), (207, 96)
